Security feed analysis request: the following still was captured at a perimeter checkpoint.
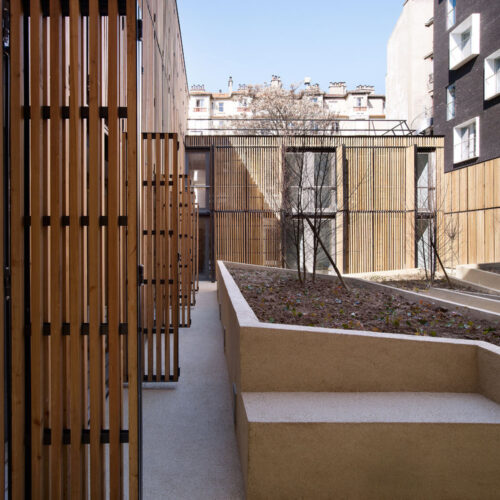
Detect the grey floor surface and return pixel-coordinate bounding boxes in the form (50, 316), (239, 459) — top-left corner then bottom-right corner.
(142, 281), (245, 500)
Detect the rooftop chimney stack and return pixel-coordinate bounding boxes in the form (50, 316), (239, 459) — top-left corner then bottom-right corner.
(228, 76), (233, 93)
(304, 76), (311, 87)
(329, 82), (346, 95)
(271, 75), (282, 88)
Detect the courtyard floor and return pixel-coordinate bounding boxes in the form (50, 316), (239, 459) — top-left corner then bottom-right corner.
(142, 282), (245, 500)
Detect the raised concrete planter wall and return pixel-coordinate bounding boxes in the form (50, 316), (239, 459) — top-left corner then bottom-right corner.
(456, 264), (500, 291)
(217, 261), (500, 400)
(217, 261), (500, 499)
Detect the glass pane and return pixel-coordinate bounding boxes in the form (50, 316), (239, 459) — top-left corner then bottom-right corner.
(285, 152), (305, 186)
(316, 221), (334, 270)
(193, 187), (209, 210)
(187, 152), (208, 186)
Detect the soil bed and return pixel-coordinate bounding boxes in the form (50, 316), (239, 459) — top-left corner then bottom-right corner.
(229, 267), (500, 347)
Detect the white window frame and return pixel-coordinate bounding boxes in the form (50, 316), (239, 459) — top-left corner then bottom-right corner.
(453, 117), (479, 164)
(447, 0), (456, 29)
(218, 102), (224, 113)
(484, 48), (500, 100)
(446, 84), (456, 120)
(449, 14), (480, 70)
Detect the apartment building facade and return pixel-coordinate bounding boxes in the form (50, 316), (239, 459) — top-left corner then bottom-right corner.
(386, 0), (434, 133)
(433, 0), (500, 172)
(188, 76), (386, 134)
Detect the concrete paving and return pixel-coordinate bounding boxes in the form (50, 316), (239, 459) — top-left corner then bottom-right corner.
(142, 281), (245, 500)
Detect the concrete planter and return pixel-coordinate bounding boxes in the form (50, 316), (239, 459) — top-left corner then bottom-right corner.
(217, 260), (500, 499)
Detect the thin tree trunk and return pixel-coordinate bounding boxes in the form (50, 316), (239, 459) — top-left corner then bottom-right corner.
(304, 215), (349, 292)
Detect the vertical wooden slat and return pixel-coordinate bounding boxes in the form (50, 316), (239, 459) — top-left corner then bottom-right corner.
(10, 1), (26, 495)
(42, 14), (51, 497)
(108, 0), (122, 495)
(172, 135), (180, 381)
(49, 0), (64, 496)
(69, 1), (84, 496)
(30, 0), (44, 495)
(155, 137), (163, 379)
(126, 0), (140, 492)
(88, 0), (105, 497)
(164, 137), (171, 379)
(146, 134), (154, 380)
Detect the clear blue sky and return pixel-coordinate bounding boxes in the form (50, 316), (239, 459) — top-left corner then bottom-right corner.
(177, 0), (404, 95)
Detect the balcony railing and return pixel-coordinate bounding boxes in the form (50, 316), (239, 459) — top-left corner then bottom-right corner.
(187, 118), (415, 136)
(193, 107), (208, 113)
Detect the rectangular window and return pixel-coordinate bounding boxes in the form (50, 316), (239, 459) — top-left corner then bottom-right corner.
(485, 49), (500, 100)
(218, 102), (224, 112)
(449, 14), (480, 70)
(447, 0), (456, 29)
(195, 98), (204, 108)
(284, 218), (336, 272)
(446, 84), (455, 120)
(453, 117), (479, 164)
(186, 151), (210, 210)
(416, 151), (436, 212)
(285, 151), (336, 214)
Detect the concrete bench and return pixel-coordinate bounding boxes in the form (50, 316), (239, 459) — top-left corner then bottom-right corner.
(239, 392), (500, 500)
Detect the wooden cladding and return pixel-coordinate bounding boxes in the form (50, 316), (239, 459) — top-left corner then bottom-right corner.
(441, 158), (500, 267)
(141, 0), (188, 135)
(215, 212), (282, 267)
(344, 146), (416, 273)
(213, 144), (282, 267)
(9, 1), (140, 497)
(188, 135), (445, 275)
(140, 133), (198, 382)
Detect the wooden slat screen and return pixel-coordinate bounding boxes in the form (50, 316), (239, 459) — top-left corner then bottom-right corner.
(213, 144), (282, 266)
(186, 136), (446, 274)
(140, 133), (198, 382)
(441, 158), (500, 267)
(8, 1), (140, 497)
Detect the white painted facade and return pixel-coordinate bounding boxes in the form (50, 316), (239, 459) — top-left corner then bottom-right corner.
(386, 0), (434, 133)
(188, 77), (386, 134)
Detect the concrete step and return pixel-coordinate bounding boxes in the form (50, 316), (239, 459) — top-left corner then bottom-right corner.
(238, 392), (500, 499)
(422, 287), (500, 313)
